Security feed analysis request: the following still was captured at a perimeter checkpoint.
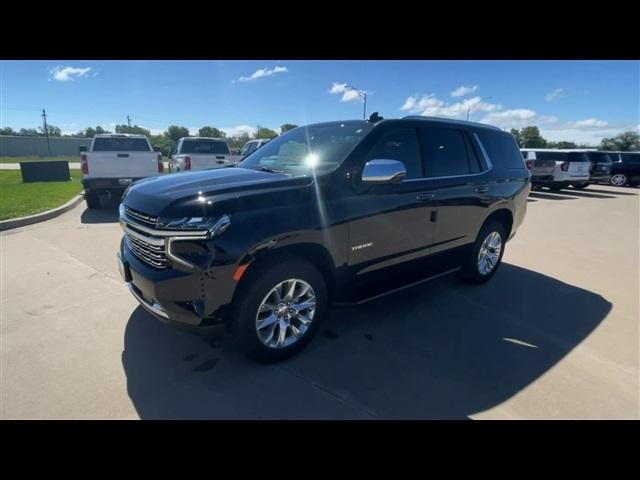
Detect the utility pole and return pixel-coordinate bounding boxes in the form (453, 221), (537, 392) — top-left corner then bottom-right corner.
(41, 108), (52, 157)
(466, 96), (493, 121)
(127, 115), (132, 130)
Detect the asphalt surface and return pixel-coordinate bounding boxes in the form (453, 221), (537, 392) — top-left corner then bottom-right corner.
(1, 185), (638, 419)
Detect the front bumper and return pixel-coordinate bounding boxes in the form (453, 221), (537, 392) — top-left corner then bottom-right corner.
(119, 233), (236, 328)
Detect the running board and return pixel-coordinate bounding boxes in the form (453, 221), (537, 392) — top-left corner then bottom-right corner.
(331, 267), (461, 307)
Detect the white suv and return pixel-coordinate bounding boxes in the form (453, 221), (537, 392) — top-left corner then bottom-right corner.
(520, 149), (591, 190)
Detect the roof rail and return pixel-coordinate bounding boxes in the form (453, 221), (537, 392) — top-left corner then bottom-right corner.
(401, 115), (502, 131)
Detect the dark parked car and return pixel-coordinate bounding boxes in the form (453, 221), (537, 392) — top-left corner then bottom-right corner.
(585, 151), (613, 185)
(117, 117), (530, 362)
(606, 151), (640, 187)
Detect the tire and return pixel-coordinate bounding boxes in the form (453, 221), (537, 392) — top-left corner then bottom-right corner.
(85, 191), (100, 209)
(457, 220), (506, 284)
(571, 182), (589, 190)
(230, 258), (327, 363)
(610, 173), (628, 187)
(547, 184), (564, 191)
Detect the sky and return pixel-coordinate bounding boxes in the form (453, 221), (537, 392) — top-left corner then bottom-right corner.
(1, 60), (638, 145)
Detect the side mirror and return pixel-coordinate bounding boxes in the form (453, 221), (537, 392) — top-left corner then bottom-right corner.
(361, 159), (406, 184)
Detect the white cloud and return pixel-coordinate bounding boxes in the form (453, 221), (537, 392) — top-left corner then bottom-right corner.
(49, 66), (92, 82)
(545, 88), (566, 101)
(328, 83), (365, 103)
(451, 85), (478, 97)
(400, 94), (500, 118)
(221, 125), (257, 137)
(480, 109), (538, 129)
(570, 118), (608, 129)
(238, 65), (287, 82)
(539, 115), (559, 124)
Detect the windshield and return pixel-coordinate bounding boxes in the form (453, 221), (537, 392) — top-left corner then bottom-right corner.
(180, 139), (229, 154)
(238, 122), (373, 175)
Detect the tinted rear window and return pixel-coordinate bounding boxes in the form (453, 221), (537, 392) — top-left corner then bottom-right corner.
(567, 152), (590, 162)
(180, 139), (229, 154)
(535, 151), (567, 162)
(420, 128), (478, 177)
(93, 137), (150, 152)
(620, 153), (640, 164)
(476, 130), (524, 169)
(587, 152), (612, 164)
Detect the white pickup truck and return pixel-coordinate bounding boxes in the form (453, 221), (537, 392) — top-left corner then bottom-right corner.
(168, 137), (241, 172)
(81, 134), (163, 209)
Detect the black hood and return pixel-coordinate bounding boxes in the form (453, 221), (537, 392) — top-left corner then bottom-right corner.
(122, 167), (313, 217)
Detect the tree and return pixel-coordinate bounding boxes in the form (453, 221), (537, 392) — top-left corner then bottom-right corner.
(19, 128), (39, 136)
(149, 135), (175, 156)
(165, 125), (190, 143)
(84, 127), (96, 138)
(600, 131), (640, 152)
(254, 125), (278, 140)
(519, 126), (547, 148)
(0, 127), (16, 135)
(227, 132), (251, 150)
(95, 125), (109, 135)
(547, 141), (577, 149)
(198, 126), (226, 138)
(115, 124), (150, 136)
(39, 124), (61, 136)
(280, 123), (298, 133)
(509, 128), (521, 147)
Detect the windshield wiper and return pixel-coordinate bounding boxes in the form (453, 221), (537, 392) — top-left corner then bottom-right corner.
(258, 166), (287, 174)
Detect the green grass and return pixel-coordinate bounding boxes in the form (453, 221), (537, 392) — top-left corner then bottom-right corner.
(0, 169), (83, 221)
(0, 155), (79, 164)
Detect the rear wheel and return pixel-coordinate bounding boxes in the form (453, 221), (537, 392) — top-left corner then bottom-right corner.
(547, 184), (564, 191)
(85, 191), (100, 209)
(571, 182), (589, 190)
(458, 221), (506, 284)
(230, 258), (327, 363)
(610, 173), (628, 186)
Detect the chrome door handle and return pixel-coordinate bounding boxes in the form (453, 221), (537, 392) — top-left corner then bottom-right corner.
(475, 186), (489, 194)
(417, 192), (435, 201)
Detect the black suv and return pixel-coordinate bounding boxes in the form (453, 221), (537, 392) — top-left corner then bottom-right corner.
(117, 117), (530, 362)
(585, 151), (613, 185)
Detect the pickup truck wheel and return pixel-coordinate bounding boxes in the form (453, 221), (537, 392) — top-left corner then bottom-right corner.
(85, 191), (100, 209)
(458, 221), (506, 284)
(231, 259), (327, 363)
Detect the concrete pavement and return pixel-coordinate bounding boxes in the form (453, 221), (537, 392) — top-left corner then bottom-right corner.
(1, 185), (638, 419)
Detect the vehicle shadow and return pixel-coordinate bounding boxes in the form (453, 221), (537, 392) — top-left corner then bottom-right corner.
(529, 191), (578, 200)
(552, 190), (616, 199)
(80, 197), (120, 224)
(588, 187), (638, 196)
(121, 263), (611, 419)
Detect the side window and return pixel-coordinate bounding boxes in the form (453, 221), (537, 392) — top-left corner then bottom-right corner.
(476, 130), (525, 170)
(420, 128), (473, 177)
(366, 128), (423, 179)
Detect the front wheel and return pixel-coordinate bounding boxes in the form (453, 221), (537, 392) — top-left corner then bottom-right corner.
(230, 259), (327, 363)
(610, 173), (628, 186)
(458, 221), (506, 284)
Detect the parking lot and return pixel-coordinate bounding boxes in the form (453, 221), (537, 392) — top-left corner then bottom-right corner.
(1, 184), (638, 419)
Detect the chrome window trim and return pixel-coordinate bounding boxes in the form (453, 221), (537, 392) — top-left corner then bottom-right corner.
(472, 132), (493, 171)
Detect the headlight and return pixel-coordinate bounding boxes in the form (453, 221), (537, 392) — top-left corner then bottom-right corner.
(156, 214), (231, 236)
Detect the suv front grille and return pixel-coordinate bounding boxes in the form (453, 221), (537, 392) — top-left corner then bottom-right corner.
(124, 206), (158, 227)
(125, 230), (167, 269)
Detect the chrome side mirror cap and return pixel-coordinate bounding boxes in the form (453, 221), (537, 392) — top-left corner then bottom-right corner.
(361, 159), (407, 184)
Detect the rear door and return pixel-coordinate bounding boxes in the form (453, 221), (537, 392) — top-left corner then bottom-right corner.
(418, 125), (493, 250)
(620, 153), (640, 183)
(88, 137), (157, 178)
